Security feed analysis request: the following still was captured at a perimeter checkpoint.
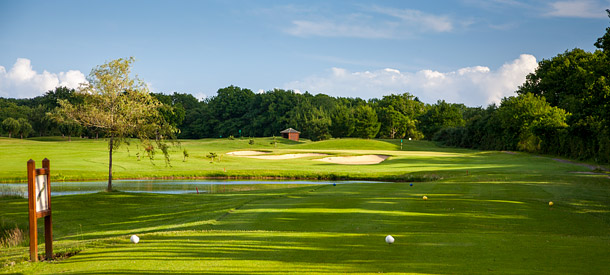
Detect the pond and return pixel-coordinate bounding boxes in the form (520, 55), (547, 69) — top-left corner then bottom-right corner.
(0, 179), (375, 197)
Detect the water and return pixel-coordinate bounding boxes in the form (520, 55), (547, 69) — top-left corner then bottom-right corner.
(0, 179), (370, 197)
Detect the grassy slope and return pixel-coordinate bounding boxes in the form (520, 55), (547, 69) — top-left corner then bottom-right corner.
(0, 137), (483, 183)
(1, 138), (609, 273)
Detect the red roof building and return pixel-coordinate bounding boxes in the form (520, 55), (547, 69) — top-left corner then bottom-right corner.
(280, 128), (300, 141)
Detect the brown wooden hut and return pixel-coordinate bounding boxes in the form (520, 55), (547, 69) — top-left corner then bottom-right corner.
(280, 128), (300, 141)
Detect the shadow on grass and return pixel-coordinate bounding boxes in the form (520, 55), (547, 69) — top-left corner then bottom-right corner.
(53, 231), (456, 274)
(3, 169), (610, 273)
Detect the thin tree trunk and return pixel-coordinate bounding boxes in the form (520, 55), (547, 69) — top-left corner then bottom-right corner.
(108, 135), (113, 191)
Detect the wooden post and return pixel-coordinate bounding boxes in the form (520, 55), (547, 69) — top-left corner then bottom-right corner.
(27, 159), (53, 262)
(27, 159), (38, 262)
(42, 158), (52, 260)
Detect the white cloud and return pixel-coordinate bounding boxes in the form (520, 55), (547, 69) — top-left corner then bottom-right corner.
(546, 0), (609, 18)
(287, 20), (394, 39)
(285, 6), (459, 39)
(370, 7), (454, 32)
(0, 58), (87, 98)
(192, 92), (208, 101)
(284, 54), (538, 107)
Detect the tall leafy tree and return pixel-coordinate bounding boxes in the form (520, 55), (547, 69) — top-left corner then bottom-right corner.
(208, 86), (254, 137)
(29, 105), (54, 136)
(352, 105), (380, 138)
(16, 118), (33, 139)
(418, 100), (466, 139)
(151, 93), (186, 130)
(59, 57), (177, 191)
(375, 93), (425, 139)
(330, 105), (355, 138)
(58, 121), (82, 141)
(290, 100), (332, 141)
(2, 118), (20, 138)
(247, 89), (299, 137)
(377, 106), (407, 139)
(494, 93), (569, 152)
(516, 15), (610, 161)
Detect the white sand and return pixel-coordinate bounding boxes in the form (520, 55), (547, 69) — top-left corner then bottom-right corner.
(226, 151), (269, 156)
(316, 155), (389, 165)
(243, 153), (327, 160)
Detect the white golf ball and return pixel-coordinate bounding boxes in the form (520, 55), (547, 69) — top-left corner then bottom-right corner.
(385, 235), (395, 244)
(130, 235), (140, 244)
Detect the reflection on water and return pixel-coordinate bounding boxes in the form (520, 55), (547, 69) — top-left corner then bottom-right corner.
(0, 179), (370, 197)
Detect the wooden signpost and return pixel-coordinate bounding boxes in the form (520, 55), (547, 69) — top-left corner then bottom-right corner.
(27, 158), (53, 262)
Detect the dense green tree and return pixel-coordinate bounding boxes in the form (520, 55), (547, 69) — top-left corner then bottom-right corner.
(58, 121), (82, 141)
(517, 49), (605, 119)
(330, 105), (355, 138)
(164, 93), (202, 138)
(352, 105), (380, 139)
(151, 93), (186, 130)
(494, 93), (569, 152)
(40, 87), (81, 108)
(2, 118), (20, 138)
(0, 99), (29, 122)
(290, 100), (331, 141)
(418, 100), (466, 139)
(208, 86), (254, 137)
(247, 89), (299, 137)
(28, 105), (55, 136)
(515, 17), (610, 161)
(374, 93), (425, 139)
(377, 106), (407, 139)
(16, 118), (33, 139)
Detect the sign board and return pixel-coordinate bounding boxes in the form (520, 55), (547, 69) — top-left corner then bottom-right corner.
(27, 159), (53, 262)
(36, 174), (49, 212)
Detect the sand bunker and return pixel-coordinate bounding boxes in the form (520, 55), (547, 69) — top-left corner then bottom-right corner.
(243, 153), (327, 160)
(226, 151), (269, 156)
(227, 151), (327, 159)
(316, 155), (389, 165)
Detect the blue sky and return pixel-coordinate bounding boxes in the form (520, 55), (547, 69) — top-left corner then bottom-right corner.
(1, 0), (609, 106)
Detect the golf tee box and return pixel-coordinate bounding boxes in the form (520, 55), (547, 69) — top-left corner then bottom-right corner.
(27, 158), (53, 262)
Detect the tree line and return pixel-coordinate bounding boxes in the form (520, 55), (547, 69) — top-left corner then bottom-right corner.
(1, 10), (609, 164)
(432, 10), (610, 164)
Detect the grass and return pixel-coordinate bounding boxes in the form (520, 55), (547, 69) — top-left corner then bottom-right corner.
(1, 137), (610, 273)
(0, 137), (479, 183)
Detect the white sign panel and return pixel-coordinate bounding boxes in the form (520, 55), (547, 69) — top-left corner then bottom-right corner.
(35, 174), (49, 212)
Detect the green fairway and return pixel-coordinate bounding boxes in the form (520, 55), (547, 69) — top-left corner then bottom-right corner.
(1, 138), (610, 274)
(0, 137), (483, 183)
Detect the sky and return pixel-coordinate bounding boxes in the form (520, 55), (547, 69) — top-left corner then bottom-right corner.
(1, 0), (609, 107)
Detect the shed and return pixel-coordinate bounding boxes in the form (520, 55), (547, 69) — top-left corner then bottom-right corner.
(280, 128), (300, 141)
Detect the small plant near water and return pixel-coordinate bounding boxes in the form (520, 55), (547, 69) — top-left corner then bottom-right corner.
(249, 138), (254, 145)
(183, 149), (189, 162)
(207, 152), (218, 162)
